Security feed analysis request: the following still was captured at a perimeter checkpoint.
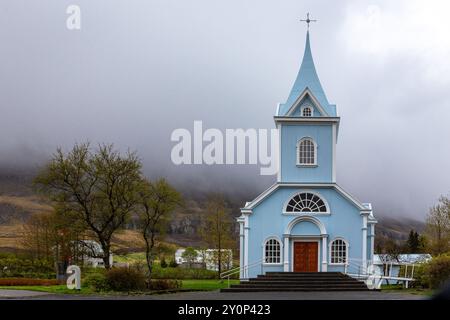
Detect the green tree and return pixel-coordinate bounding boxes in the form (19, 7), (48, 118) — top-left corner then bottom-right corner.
(137, 178), (181, 280)
(182, 247), (198, 268)
(406, 230), (420, 253)
(200, 194), (235, 277)
(34, 143), (142, 269)
(426, 195), (450, 255)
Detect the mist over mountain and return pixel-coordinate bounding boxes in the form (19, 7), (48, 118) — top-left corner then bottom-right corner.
(1, 1), (450, 221)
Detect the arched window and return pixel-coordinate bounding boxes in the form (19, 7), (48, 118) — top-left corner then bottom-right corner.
(330, 239), (348, 264)
(264, 238), (281, 264)
(285, 192), (328, 213)
(302, 106), (312, 117)
(297, 138), (316, 165)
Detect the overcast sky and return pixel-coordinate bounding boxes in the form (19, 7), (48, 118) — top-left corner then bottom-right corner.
(1, 0), (450, 219)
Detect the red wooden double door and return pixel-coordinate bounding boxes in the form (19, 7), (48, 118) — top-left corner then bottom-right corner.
(293, 242), (318, 272)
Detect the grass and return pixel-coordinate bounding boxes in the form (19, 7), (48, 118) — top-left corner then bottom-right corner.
(0, 279), (240, 295)
(380, 284), (435, 296)
(181, 279), (239, 290)
(113, 252), (147, 264)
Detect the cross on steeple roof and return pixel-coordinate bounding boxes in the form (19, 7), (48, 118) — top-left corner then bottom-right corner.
(300, 12), (317, 30)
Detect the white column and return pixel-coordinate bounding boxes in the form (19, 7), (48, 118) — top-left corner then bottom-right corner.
(283, 235), (289, 272)
(332, 123), (337, 183)
(321, 235), (328, 272)
(370, 224), (375, 263)
(244, 214), (249, 278)
(239, 219), (244, 279)
(362, 215), (368, 270)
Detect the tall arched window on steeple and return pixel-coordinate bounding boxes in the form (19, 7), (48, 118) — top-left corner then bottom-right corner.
(297, 138), (316, 166)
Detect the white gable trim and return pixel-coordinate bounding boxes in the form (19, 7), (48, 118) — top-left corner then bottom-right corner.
(274, 117), (340, 124)
(241, 183), (370, 212)
(285, 88), (329, 117)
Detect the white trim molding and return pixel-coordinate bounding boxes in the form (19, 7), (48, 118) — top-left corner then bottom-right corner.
(285, 87), (328, 117)
(332, 123), (337, 183)
(284, 215), (327, 235)
(241, 183), (371, 213)
(362, 214), (368, 267)
(277, 123), (282, 182)
(237, 215), (246, 279)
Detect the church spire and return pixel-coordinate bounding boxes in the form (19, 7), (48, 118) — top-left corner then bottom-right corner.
(279, 19), (335, 116)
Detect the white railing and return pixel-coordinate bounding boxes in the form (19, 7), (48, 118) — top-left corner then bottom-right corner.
(220, 259), (264, 288)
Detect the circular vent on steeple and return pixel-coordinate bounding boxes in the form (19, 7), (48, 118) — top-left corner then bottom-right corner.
(285, 192), (328, 213)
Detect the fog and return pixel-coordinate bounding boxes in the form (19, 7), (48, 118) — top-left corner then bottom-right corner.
(1, 0), (450, 219)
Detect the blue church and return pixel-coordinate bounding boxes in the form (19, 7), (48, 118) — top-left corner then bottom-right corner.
(237, 29), (377, 279)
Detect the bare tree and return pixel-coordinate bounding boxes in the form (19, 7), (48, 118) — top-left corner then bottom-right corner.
(137, 178), (181, 279)
(200, 194), (235, 277)
(34, 143), (142, 269)
(426, 195), (450, 254)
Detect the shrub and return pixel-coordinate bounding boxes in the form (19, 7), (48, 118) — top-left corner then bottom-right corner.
(83, 272), (110, 292)
(0, 257), (55, 279)
(147, 279), (181, 291)
(0, 278), (63, 286)
(168, 259), (178, 268)
(105, 267), (146, 292)
(421, 254), (450, 289)
(150, 265), (222, 279)
(410, 264), (432, 289)
(160, 257), (168, 268)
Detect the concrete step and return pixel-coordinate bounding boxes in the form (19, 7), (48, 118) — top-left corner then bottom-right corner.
(265, 272), (343, 275)
(221, 272), (370, 292)
(253, 277), (357, 280)
(257, 274), (350, 278)
(244, 281), (367, 286)
(231, 284), (367, 289)
(221, 287), (370, 292)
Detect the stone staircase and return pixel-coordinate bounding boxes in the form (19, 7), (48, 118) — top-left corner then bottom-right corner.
(221, 272), (370, 292)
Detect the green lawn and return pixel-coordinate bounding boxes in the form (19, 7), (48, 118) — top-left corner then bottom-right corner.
(380, 284), (434, 296)
(113, 252), (147, 264)
(181, 279), (239, 291)
(0, 279), (240, 295)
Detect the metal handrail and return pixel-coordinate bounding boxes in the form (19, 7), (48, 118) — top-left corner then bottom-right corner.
(220, 259), (264, 288)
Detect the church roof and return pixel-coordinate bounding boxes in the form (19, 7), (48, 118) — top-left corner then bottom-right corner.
(278, 31), (336, 116)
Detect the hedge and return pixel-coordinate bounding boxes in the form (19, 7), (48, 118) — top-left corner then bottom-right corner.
(0, 278), (63, 286)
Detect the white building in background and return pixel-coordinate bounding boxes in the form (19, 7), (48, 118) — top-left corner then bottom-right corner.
(373, 254), (432, 284)
(74, 240), (113, 268)
(175, 249), (233, 271)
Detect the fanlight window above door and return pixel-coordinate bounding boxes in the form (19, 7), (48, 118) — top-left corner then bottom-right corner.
(285, 192), (328, 213)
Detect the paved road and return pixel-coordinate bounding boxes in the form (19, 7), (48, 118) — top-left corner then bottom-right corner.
(0, 289), (53, 299)
(0, 289), (426, 300)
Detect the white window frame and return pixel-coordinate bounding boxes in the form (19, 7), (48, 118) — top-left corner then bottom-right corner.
(262, 237), (283, 265)
(300, 105), (313, 117)
(329, 237), (349, 265)
(282, 190), (330, 215)
(296, 137), (317, 166)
